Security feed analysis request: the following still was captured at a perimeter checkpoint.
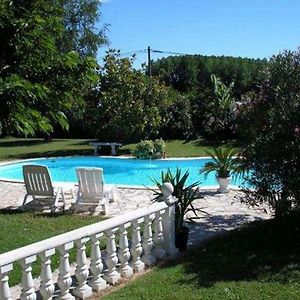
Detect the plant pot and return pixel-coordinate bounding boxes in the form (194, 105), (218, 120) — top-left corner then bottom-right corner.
(175, 226), (190, 252)
(217, 176), (230, 193)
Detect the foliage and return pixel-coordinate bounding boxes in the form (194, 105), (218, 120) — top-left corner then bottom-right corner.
(192, 74), (237, 139)
(59, 0), (108, 57)
(160, 94), (194, 139)
(0, 0), (98, 137)
(153, 138), (166, 158)
(201, 147), (242, 178)
(152, 168), (203, 231)
(133, 139), (166, 159)
(84, 50), (172, 142)
(133, 140), (154, 159)
(151, 54), (267, 97)
(238, 49), (300, 218)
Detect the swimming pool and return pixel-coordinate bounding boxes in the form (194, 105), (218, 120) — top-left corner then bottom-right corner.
(0, 156), (244, 187)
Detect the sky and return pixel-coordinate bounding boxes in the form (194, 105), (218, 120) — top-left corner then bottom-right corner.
(97, 0), (300, 68)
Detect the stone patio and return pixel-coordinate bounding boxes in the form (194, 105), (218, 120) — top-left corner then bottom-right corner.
(0, 180), (270, 246)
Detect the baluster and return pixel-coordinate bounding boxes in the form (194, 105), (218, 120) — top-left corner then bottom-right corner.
(57, 242), (75, 300)
(103, 229), (120, 285)
(73, 238), (92, 299)
(130, 219), (145, 273)
(162, 205), (178, 256)
(118, 225), (133, 278)
(20, 255), (37, 300)
(142, 215), (155, 266)
(90, 233), (107, 292)
(39, 249), (55, 300)
(0, 264), (13, 300)
(153, 211), (166, 259)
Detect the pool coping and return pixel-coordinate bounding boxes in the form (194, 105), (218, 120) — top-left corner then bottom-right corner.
(0, 156), (244, 191)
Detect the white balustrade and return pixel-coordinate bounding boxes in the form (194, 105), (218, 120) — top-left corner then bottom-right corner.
(104, 229), (120, 285)
(0, 264), (13, 300)
(20, 255), (37, 300)
(153, 211), (166, 259)
(39, 249), (55, 300)
(73, 237), (92, 299)
(118, 224), (133, 278)
(142, 215), (155, 266)
(90, 233), (107, 291)
(57, 243), (75, 300)
(0, 183), (178, 299)
(131, 219), (145, 273)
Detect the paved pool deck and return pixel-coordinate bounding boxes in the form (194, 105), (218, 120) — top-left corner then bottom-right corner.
(0, 180), (270, 247)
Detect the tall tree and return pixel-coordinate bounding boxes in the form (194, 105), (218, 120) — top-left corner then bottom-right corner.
(84, 50), (172, 142)
(0, 0), (98, 136)
(59, 0), (108, 57)
(151, 55), (267, 97)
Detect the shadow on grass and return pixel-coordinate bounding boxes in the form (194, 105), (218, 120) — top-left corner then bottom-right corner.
(0, 139), (46, 147)
(160, 210), (300, 287)
(4, 149), (93, 160)
(194, 139), (241, 148)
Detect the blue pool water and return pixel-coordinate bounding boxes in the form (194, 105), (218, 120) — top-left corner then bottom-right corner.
(0, 157), (245, 187)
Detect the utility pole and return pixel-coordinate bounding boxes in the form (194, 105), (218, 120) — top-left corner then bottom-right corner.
(147, 46), (151, 77)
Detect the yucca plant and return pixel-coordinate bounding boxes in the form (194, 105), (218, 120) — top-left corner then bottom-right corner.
(201, 147), (242, 179)
(152, 168), (204, 231)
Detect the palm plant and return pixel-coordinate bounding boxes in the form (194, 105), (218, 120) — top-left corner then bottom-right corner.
(152, 168), (204, 231)
(201, 147), (242, 179)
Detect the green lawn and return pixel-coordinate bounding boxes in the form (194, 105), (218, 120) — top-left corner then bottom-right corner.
(103, 211), (300, 300)
(0, 211), (105, 285)
(0, 137), (239, 161)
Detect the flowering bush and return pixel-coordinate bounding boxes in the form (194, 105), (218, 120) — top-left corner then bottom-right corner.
(239, 49), (300, 217)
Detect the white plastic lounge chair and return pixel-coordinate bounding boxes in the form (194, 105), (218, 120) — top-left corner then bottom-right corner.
(75, 167), (118, 215)
(22, 165), (65, 213)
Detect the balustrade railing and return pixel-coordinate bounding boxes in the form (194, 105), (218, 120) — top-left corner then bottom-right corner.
(0, 183), (177, 299)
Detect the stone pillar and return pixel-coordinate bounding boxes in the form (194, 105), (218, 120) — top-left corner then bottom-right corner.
(161, 182), (178, 256)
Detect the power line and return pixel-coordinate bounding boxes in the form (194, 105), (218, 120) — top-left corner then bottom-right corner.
(118, 48), (189, 57)
(99, 46), (192, 76)
(151, 49), (189, 56)
(118, 49), (147, 56)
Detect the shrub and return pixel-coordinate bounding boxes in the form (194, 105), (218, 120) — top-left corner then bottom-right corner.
(239, 49), (300, 218)
(133, 139), (166, 159)
(153, 139), (166, 159)
(151, 168), (202, 231)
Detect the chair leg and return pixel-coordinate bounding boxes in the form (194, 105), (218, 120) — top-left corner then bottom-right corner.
(22, 194), (29, 206)
(61, 188), (65, 214)
(102, 201), (109, 215)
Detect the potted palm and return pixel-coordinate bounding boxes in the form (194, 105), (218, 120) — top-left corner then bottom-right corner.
(201, 147), (242, 193)
(152, 168), (205, 251)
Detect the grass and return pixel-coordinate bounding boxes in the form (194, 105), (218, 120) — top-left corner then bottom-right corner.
(0, 137), (239, 161)
(102, 211), (300, 300)
(0, 211), (105, 285)
(0, 138), (93, 161)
